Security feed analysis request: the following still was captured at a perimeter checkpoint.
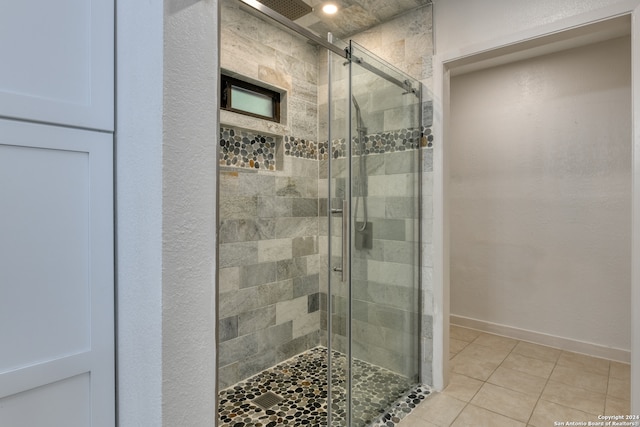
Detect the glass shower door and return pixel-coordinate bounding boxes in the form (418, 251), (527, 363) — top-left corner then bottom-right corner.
(328, 40), (422, 426)
(327, 35), (350, 427)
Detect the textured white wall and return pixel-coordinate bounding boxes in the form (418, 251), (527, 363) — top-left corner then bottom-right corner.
(450, 37), (631, 351)
(116, 0), (164, 425)
(117, 0), (218, 425)
(433, 0), (630, 55)
(163, 0), (218, 425)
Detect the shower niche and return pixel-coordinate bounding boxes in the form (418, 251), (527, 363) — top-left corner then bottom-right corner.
(217, 0), (434, 425)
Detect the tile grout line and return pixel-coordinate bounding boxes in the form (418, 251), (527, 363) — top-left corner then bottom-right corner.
(479, 337), (534, 426)
(450, 328), (627, 426)
(472, 334), (595, 426)
(457, 334), (554, 426)
(447, 333), (521, 426)
(444, 331), (478, 426)
(525, 350), (560, 426)
(605, 359), (612, 414)
(447, 400), (469, 426)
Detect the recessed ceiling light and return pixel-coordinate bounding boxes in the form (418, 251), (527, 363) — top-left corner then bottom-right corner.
(322, 3), (338, 14)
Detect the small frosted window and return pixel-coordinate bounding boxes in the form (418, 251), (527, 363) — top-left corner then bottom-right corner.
(231, 86), (273, 118)
(221, 75), (281, 122)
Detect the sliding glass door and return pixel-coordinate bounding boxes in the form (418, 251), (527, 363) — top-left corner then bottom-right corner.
(327, 40), (422, 426)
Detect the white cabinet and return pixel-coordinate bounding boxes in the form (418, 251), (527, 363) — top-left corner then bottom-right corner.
(0, 119), (114, 427)
(0, 0), (115, 424)
(0, 0), (114, 131)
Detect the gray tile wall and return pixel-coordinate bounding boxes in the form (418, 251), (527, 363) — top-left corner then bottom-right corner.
(219, 0), (323, 388)
(349, 5), (433, 89)
(350, 4), (435, 385)
(316, 3), (435, 383)
(221, 0), (319, 141)
(218, 156), (321, 388)
(321, 149), (422, 379)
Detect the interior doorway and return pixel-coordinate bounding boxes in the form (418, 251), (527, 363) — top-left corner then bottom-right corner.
(433, 11), (638, 410)
(449, 34), (631, 360)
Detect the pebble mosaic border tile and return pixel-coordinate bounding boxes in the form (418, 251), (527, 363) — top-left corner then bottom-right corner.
(217, 346), (430, 427)
(423, 127), (434, 149)
(220, 126), (433, 170)
(219, 127), (319, 171)
(319, 127), (433, 160)
(220, 127), (278, 170)
(284, 135), (319, 160)
(369, 385), (431, 427)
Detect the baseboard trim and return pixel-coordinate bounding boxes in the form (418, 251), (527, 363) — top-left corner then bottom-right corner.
(450, 315), (630, 363)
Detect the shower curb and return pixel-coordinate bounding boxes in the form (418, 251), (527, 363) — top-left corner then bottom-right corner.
(369, 385), (432, 427)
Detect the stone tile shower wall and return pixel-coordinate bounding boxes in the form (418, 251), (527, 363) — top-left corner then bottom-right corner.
(220, 0), (318, 141)
(218, 150), (322, 388)
(350, 4), (435, 385)
(220, 127), (318, 170)
(317, 3), (435, 383)
(320, 133), (428, 380)
(218, 0), (322, 388)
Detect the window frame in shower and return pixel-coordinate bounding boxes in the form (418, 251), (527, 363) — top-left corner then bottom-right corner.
(220, 74), (281, 122)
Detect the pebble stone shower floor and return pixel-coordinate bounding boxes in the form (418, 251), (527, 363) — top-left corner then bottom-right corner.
(218, 347), (431, 427)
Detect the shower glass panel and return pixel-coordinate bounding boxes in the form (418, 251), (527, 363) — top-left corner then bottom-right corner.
(328, 40), (422, 426)
(327, 35), (350, 427)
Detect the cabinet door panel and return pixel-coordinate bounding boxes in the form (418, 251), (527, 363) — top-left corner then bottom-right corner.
(0, 119), (114, 427)
(0, 0), (113, 131)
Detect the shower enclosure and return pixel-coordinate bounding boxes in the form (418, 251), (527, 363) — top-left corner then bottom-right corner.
(218, 1), (428, 425)
(326, 39), (423, 426)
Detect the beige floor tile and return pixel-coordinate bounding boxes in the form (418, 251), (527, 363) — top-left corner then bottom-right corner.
(450, 352), (456, 360)
(473, 333), (518, 352)
(610, 361), (631, 380)
(541, 380), (606, 415)
(451, 404), (526, 427)
(450, 325), (482, 343)
(395, 412), (440, 427)
(450, 338), (470, 354)
(512, 341), (561, 363)
(442, 373), (484, 402)
(450, 352), (501, 381)
(502, 353), (555, 379)
(456, 342), (512, 365)
(529, 400), (600, 427)
(487, 366), (547, 396)
(605, 396), (630, 416)
(557, 351), (610, 376)
(471, 383), (538, 422)
(407, 393), (466, 427)
(549, 364), (608, 394)
(607, 376), (631, 401)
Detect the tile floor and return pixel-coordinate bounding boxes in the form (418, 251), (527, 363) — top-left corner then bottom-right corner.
(397, 325), (632, 427)
(217, 346), (430, 427)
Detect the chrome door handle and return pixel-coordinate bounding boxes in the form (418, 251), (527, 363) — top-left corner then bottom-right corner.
(331, 200), (348, 282)
(341, 199), (347, 282)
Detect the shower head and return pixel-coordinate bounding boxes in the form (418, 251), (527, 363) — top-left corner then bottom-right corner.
(256, 0), (313, 21)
